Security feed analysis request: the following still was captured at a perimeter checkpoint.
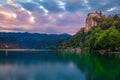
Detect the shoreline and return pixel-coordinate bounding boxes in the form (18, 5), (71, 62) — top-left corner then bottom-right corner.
(0, 49), (53, 51)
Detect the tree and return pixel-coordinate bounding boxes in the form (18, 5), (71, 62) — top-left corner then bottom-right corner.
(94, 26), (120, 51)
(88, 27), (103, 50)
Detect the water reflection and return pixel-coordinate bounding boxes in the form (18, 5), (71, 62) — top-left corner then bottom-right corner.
(0, 51), (85, 80)
(0, 51), (120, 80)
(60, 51), (120, 80)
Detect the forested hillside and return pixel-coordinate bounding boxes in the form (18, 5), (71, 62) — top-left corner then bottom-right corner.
(0, 33), (71, 49)
(58, 14), (120, 51)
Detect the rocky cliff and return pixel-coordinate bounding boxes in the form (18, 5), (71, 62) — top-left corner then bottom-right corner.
(85, 11), (102, 32)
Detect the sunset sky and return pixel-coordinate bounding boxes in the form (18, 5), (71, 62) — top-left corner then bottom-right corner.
(0, 0), (120, 34)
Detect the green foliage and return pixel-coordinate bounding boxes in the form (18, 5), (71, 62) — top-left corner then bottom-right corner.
(58, 28), (86, 48)
(58, 14), (120, 51)
(94, 26), (120, 50)
(87, 27), (103, 50)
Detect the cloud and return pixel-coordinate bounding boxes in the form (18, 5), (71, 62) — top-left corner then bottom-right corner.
(31, 12), (85, 34)
(0, 0), (120, 34)
(39, 5), (49, 15)
(56, 0), (66, 11)
(6, 0), (13, 4)
(29, 16), (35, 23)
(107, 7), (117, 12)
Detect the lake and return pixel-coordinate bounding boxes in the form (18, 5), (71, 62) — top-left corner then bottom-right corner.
(0, 50), (120, 80)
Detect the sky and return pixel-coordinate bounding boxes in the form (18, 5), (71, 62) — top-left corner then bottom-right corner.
(0, 0), (120, 34)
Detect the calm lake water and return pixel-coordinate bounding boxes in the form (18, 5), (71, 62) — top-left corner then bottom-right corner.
(0, 50), (120, 80)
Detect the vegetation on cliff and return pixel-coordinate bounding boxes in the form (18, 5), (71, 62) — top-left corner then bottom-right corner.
(58, 14), (120, 51)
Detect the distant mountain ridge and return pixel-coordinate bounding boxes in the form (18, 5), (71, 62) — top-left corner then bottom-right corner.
(0, 32), (71, 49)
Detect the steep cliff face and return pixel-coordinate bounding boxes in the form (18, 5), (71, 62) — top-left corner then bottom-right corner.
(85, 11), (102, 32)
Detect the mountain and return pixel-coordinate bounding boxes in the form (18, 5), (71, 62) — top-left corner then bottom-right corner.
(0, 32), (71, 49)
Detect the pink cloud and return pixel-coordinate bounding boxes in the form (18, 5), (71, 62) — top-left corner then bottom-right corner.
(0, 3), (86, 34)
